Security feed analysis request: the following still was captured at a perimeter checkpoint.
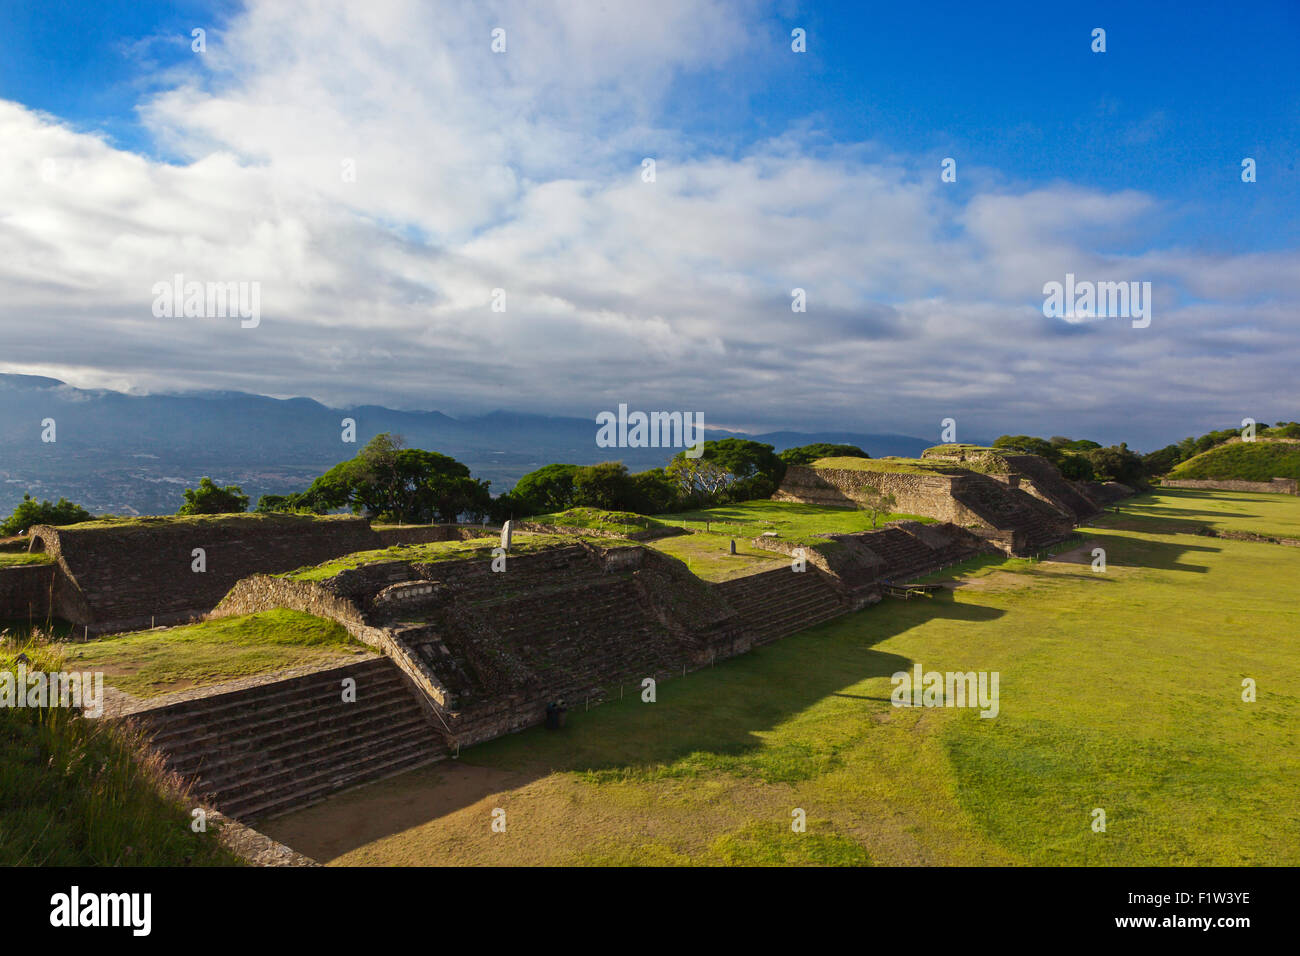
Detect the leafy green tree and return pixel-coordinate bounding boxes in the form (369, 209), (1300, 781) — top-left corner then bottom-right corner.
(571, 462), (635, 511)
(302, 433), (491, 523)
(509, 463), (581, 515)
(992, 435), (1059, 461)
(1, 494), (93, 535)
(667, 438), (785, 505)
(626, 467), (682, 514)
(255, 492), (317, 514)
(178, 478), (249, 515)
(1087, 444), (1145, 485)
(1140, 445), (1183, 477)
(779, 443), (869, 466)
(1057, 453), (1095, 481)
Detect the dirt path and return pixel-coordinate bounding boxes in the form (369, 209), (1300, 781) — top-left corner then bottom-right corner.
(260, 760), (530, 863)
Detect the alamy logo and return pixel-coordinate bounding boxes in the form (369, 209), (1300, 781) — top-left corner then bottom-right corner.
(891, 664), (999, 718)
(596, 404), (704, 458)
(151, 273), (261, 328)
(1, 665), (104, 718)
(49, 886), (151, 936)
(1042, 273), (1151, 328)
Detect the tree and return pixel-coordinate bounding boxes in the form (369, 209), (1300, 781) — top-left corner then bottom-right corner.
(992, 435), (1059, 461)
(854, 484), (897, 528)
(626, 467), (682, 514)
(1057, 453), (1095, 481)
(301, 433), (491, 523)
(509, 463), (581, 515)
(666, 438), (786, 506)
(571, 462), (635, 511)
(1086, 444), (1145, 485)
(178, 478), (249, 515)
(779, 443), (869, 466)
(1, 494), (92, 535)
(1140, 445), (1183, 478)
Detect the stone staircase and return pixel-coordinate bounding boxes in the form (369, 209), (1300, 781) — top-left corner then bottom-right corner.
(439, 576), (690, 701)
(861, 528), (965, 581)
(127, 658), (446, 822)
(952, 475), (1071, 553)
(714, 568), (846, 643)
(1002, 455), (1100, 521)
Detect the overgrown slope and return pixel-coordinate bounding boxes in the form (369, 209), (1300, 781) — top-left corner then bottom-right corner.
(0, 637), (241, 865)
(1167, 440), (1300, 481)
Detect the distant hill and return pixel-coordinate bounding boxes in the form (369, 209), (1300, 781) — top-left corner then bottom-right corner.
(0, 374), (939, 516)
(1167, 439), (1300, 482)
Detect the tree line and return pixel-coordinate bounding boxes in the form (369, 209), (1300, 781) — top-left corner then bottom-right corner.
(5, 424), (1294, 535)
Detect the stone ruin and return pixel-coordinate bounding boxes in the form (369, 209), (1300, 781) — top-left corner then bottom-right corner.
(0, 453), (1130, 822)
(773, 451), (1112, 555)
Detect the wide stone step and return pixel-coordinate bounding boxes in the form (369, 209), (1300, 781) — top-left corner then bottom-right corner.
(135, 662), (408, 737)
(195, 721), (438, 799)
(215, 738), (443, 821)
(162, 698), (432, 776)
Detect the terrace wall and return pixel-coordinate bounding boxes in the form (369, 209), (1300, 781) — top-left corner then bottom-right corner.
(774, 465), (977, 524)
(26, 517), (381, 634)
(0, 563), (58, 622)
(1162, 478), (1298, 495)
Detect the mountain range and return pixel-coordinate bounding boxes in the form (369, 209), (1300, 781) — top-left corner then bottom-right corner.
(0, 373), (942, 517)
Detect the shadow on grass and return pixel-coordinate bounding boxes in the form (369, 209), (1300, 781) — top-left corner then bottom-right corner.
(1080, 528), (1219, 573)
(270, 591), (1003, 857)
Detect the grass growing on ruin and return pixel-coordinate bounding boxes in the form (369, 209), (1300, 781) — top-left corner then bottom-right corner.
(645, 533), (789, 582)
(0, 636), (241, 865)
(530, 508), (671, 534)
(646, 501), (937, 581)
(1102, 486), (1300, 539)
(70, 610), (371, 698)
(659, 499), (934, 539)
(61, 512), (361, 531)
(0, 551), (53, 567)
(283, 533), (634, 582)
(273, 489), (1300, 866)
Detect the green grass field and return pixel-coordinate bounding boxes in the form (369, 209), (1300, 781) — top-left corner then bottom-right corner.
(271, 489), (1299, 866)
(70, 609), (371, 698)
(1107, 486), (1300, 539)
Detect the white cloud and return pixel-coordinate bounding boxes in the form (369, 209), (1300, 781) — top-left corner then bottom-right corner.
(0, 0), (1294, 447)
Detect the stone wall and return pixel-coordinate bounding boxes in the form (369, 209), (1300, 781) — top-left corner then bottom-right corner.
(774, 465), (978, 524)
(0, 563), (58, 622)
(373, 525), (495, 546)
(516, 521), (687, 541)
(28, 516), (381, 634)
(774, 464), (1074, 555)
(211, 573), (457, 719)
(1162, 478), (1298, 495)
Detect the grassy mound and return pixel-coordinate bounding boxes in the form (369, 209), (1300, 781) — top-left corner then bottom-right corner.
(0, 637), (241, 865)
(70, 609), (370, 698)
(529, 508), (670, 534)
(1167, 440), (1300, 482)
(284, 533), (635, 582)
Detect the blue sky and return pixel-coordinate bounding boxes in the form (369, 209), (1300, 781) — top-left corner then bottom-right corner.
(0, 0), (1296, 447)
